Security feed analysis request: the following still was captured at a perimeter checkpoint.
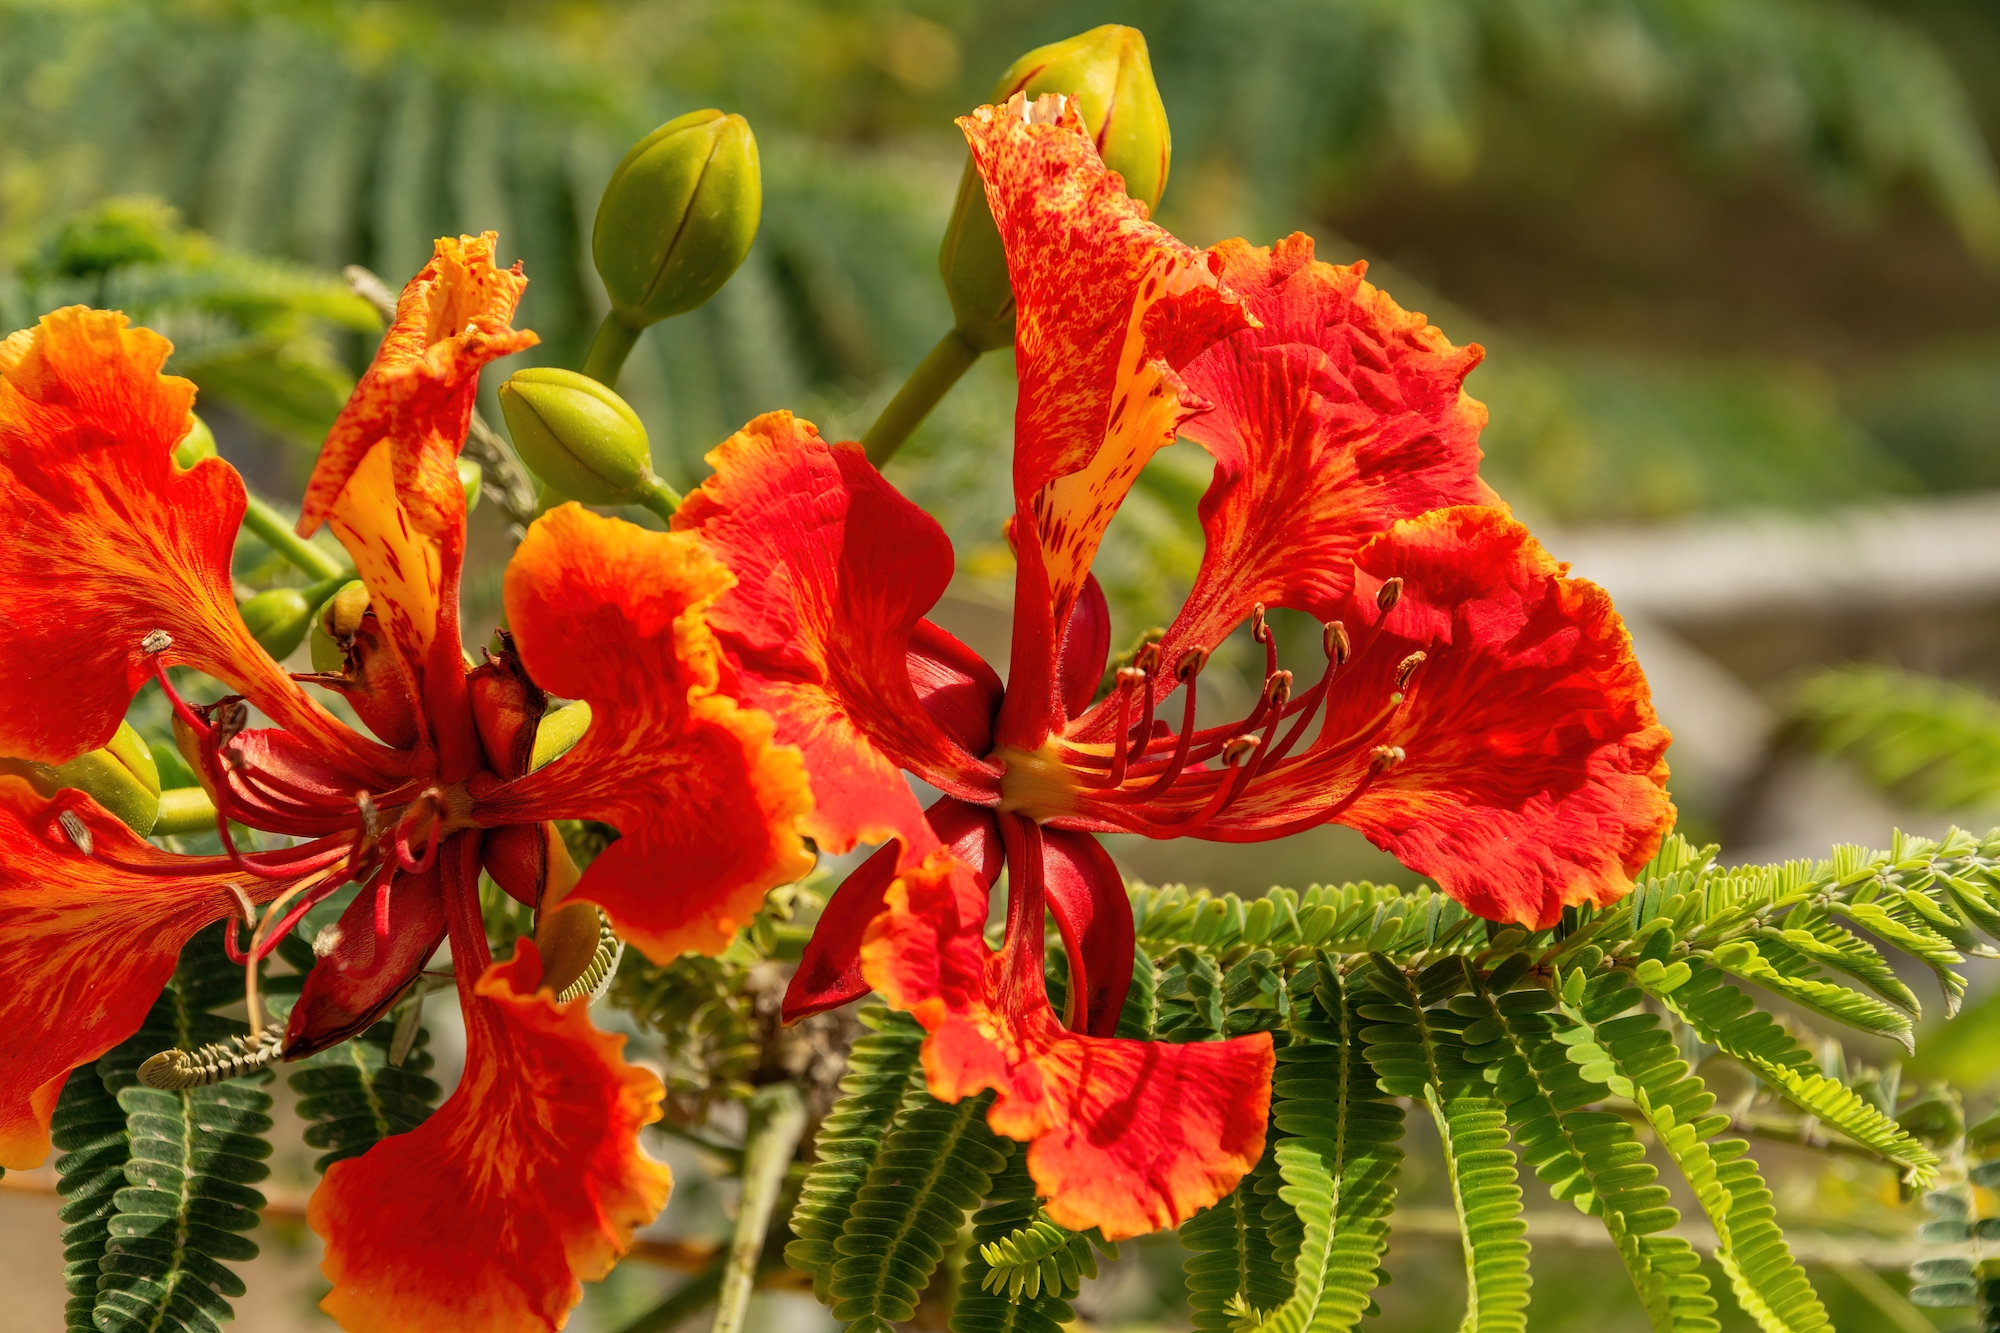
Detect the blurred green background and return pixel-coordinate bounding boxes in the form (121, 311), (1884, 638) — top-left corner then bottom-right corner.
(5, 1), (2000, 1330)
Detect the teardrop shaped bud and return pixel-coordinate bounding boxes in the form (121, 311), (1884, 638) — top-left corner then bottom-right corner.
(174, 414), (218, 469)
(940, 25), (1171, 350)
(498, 368), (678, 511)
(593, 109), (762, 330)
(457, 456), (483, 511)
(238, 587), (314, 660)
(0, 719), (162, 834)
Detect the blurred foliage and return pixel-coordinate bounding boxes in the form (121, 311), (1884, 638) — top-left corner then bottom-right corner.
(1785, 665), (2000, 816)
(0, 197), (377, 440)
(4, 0), (1999, 601)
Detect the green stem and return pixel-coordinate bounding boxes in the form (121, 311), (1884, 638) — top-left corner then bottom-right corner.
(637, 473), (683, 523)
(861, 326), (982, 467)
(153, 788), (218, 837)
(583, 313), (644, 388)
(615, 1258), (727, 1333)
(240, 492), (348, 582)
(710, 1083), (806, 1333)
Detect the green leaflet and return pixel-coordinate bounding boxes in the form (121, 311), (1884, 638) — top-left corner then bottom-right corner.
(1655, 960), (1940, 1182)
(974, 1211), (1107, 1303)
(50, 1063), (130, 1331)
(827, 1082), (1009, 1331)
(1255, 955), (1404, 1333)
(1358, 956), (1528, 1333)
(953, 1156), (1074, 1333)
(1577, 969), (1833, 1333)
(92, 927), (271, 1333)
(786, 1007), (928, 1303)
(1706, 938), (1916, 1051)
(1183, 1152), (1289, 1332)
(1457, 963), (1718, 1333)
(288, 1018), (441, 1174)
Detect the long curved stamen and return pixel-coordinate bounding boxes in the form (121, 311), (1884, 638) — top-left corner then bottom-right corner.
(1153, 734), (1262, 834)
(221, 884), (258, 965)
(1090, 667), (1147, 788)
(1261, 620), (1347, 771)
(394, 789), (445, 874)
(1109, 648), (1207, 801)
(1126, 642), (1162, 762)
(1250, 603), (1278, 682)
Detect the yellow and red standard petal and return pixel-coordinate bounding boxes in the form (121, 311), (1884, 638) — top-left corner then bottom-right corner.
(0, 778), (284, 1168)
(0, 308), (387, 777)
(478, 503), (814, 961)
(1152, 235), (1495, 686)
(311, 943), (672, 1333)
(1234, 507), (1673, 928)
(860, 850), (1272, 1240)
(675, 411), (998, 853)
(298, 234), (537, 757)
(960, 94), (1252, 745)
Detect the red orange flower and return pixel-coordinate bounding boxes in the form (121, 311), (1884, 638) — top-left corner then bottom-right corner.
(0, 235), (810, 1331)
(679, 97), (1672, 1238)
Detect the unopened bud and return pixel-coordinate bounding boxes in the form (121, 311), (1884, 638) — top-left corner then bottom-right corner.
(309, 580), (371, 674)
(941, 25), (1171, 350)
(238, 587), (314, 660)
(593, 110), (761, 330)
(1, 720), (162, 834)
(498, 368), (677, 511)
(457, 457), (483, 511)
(174, 415), (218, 469)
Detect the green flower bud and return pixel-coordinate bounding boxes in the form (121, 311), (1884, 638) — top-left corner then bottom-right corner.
(175, 414), (218, 469)
(458, 456), (483, 510)
(941, 25), (1171, 351)
(310, 580), (371, 675)
(498, 368), (679, 515)
(593, 110), (762, 330)
(0, 720), (162, 834)
(239, 587), (314, 660)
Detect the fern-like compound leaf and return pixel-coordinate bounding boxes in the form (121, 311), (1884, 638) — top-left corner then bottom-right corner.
(1655, 960), (1940, 1182)
(92, 927), (271, 1333)
(289, 1018), (440, 1174)
(1580, 969), (1833, 1333)
(1456, 963), (1718, 1333)
(953, 1155), (1074, 1333)
(827, 1083), (1009, 1331)
(787, 1007), (927, 1302)
(50, 1064), (129, 1330)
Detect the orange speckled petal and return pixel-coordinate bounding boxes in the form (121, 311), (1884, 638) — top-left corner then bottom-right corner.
(1204, 506), (1674, 928)
(860, 849), (1272, 1240)
(480, 503), (814, 962)
(1148, 235), (1496, 697)
(310, 942), (672, 1333)
(0, 778), (289, 1168)
(959, 95), (1252, 745)
(0, 308), (390, 779)
(299, 234), (537, 748)
(675, 411), (997, 853)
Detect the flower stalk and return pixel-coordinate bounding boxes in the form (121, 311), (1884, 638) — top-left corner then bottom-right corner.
(860, 327), (983, 466)
(710, 1081), (806, 1333)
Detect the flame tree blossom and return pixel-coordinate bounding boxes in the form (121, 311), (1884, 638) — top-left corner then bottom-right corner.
(0, 235), (813, 1332)
(676, 97), (1673, 1240)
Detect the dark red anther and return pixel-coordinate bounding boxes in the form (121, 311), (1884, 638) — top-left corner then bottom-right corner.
(1324, 621), (1350, 665)
(1376, 578), (1403, 613)
(1370, 744), (1406, 774)
(1250, 603), (1277, 680)
(1396, 651), (1426, 691)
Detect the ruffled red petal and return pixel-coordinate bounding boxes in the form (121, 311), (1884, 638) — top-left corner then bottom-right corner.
(958, 95), (1252, 747)
(0, 778), (286, 1168)
(299, 235), (537, 767)
(783, 798), (1000, 1023)
(675, 411), (1000, 849)
(1149, 235), (1495, 695)
(1203, 507), (1673, 927)
(0, 308), (389, 780)
(860, 848), (1271, 1240)
(310, 942), (672, 1333)
(480, 503), (814, 962)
